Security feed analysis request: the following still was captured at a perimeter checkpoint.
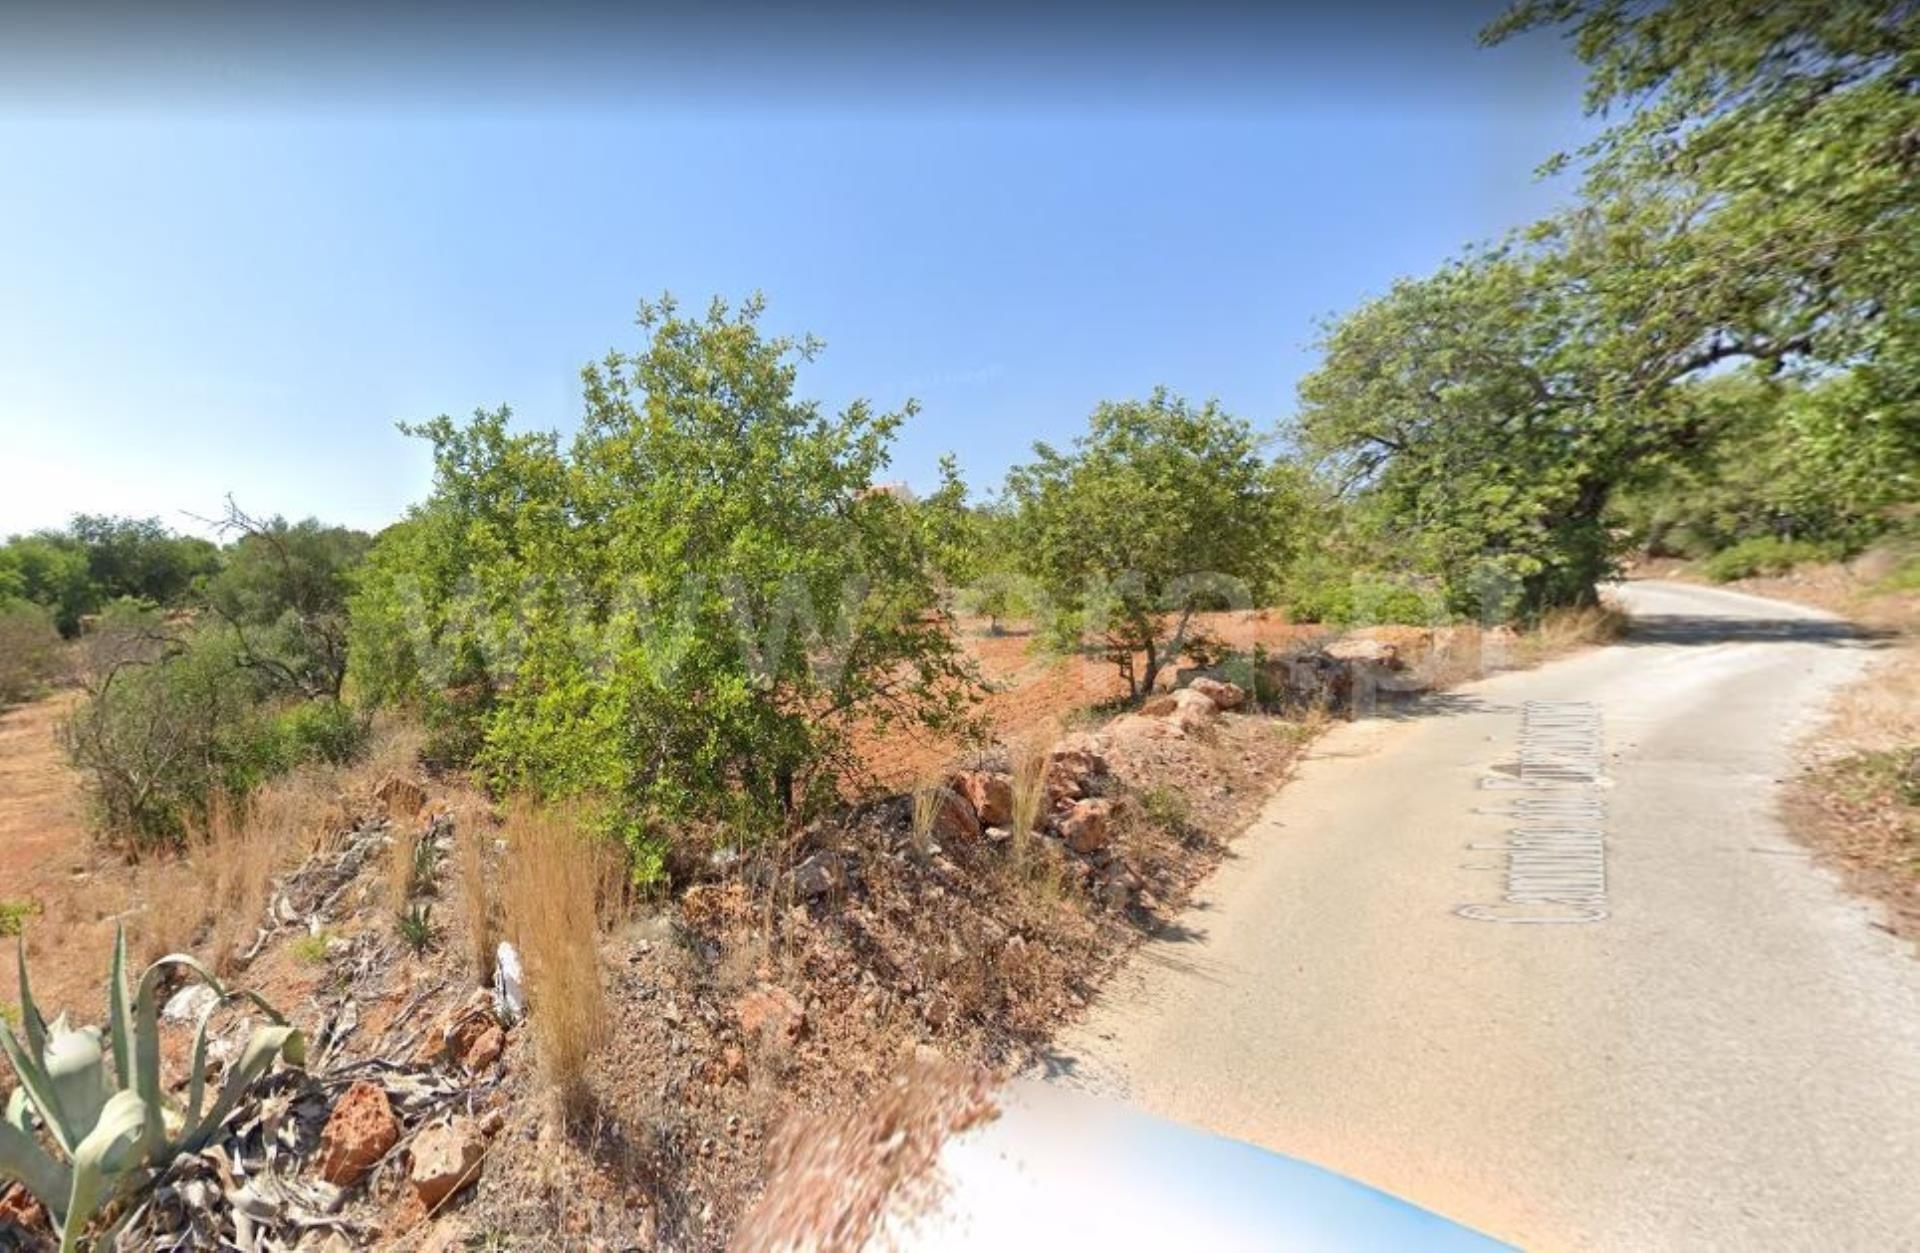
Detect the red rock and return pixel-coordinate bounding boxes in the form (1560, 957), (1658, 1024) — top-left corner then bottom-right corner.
(1048, 735), (1111, 781)
(929, 787), (982, 843)
(1323, 637), (1402, 669)
(460, 1023), (504, 1071)
(375, 775), (429, 820)
(735, 984), (807, 1046)
(1059, 798), (1116, 854)
(409, 1116), (486, 1211)
(0, 1182), (49, 1235)
(1167, 689), (1218, 733)
(317, 1081), (400, 1187)
(951, 771), (1013, 828)
(1188, 676), (1247, 711)
(1109, 714), (1174, 742)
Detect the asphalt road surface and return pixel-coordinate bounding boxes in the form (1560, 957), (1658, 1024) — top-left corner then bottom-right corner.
(1046, 580), (1920, 1250)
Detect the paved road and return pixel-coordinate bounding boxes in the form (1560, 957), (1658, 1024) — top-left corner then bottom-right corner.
(1046, 581), (1920, 1250)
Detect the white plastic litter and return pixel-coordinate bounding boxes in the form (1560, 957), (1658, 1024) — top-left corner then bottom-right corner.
(493, 940), (526, 1023)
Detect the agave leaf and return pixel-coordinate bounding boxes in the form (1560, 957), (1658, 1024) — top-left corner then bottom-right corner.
(182, 1022), (304, 1153)
(0, 1110), (71, 1226)
(41, 1022), (109, 1149)
(58, 1088), (147, 1253)
(0, 1016), (79, 1157)
(130, 953), (227, 1159)
(15, 938), (47, 1065)
(107, 924), (132, 1092)
(181, 987), (300, 1144)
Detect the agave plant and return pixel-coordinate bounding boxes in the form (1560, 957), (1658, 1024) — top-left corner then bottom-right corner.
(0, 926), (304, 1251)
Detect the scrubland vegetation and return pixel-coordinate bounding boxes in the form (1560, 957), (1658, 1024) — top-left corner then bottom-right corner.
(0, 1), (1915, 1247)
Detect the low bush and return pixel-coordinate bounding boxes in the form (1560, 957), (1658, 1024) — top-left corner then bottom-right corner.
(0, 899), (40, 937)
(64, 611), (368, 849)
(1700, 536), (1844, 583)
(1285, 566), (1447, 626)
(0, 599), (63, 706)
(288, 932), (333, 965)
(269, 698), (367, 768)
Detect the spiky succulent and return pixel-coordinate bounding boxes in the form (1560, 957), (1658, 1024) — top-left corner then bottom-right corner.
(0, 926), (304, 1251)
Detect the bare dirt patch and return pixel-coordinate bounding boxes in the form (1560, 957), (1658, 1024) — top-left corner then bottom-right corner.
(0, 690), (86, 892)
(860, 610), (1325, 786)
(1787, 644), (1920, 948)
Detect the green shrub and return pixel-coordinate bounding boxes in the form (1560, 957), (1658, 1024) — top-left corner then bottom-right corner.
(288, 932), (333, 965)
(0, 900), (39, 938)
(1285, 567), (1447, 626)
(269, 699), (367, 767)
(0, 927), (304, 1249)
(64, 613), (365, 848)
(348, 296), (976, 874)
(395, 902), (435, 953)
(1873, 548), (1920, 594)
(1136, 784), (1192, 835)
(1700, 536), (1843, 583)
(0, 599), (63, 706)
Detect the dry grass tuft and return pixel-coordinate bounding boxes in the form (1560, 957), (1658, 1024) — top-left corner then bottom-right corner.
(503, 799), (608, 1117)
(130, 779), (318, 972)
(455, 803), (496, 984)
(1007, 737), (1049, 867)
(130, 856), (209, 968)
(202, 792), (278, 973)
(591, 834), (633, 935)
(909, 778), (942, 861)
(1531, 603), (1630, 652)
(388, 820), (421, 920)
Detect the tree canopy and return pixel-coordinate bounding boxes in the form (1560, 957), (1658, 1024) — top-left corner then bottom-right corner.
(1298, 0), (1919, 615)
(350, 296), (976, 877)
(1004, 389), (1291, 698)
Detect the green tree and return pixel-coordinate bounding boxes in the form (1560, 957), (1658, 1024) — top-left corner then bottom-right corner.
(1487, 0), (1918, 383)
(1304, 3), (1919, 616)
(1612, 370), (1920, 556)
(1004, 389), (1287, 700)
(0, 535), (98, 635)
(68, 515), (219, 606)
(203, 506), (371, 699)
(1489, 0), (1920, 486)
(1297, 246), (1632, 616)
(350, 295), (977, 874)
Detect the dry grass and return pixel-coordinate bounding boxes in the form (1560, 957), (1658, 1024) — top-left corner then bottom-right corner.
(590, 833), (633, 935)
(201, 792), (278, 973)
(129, 856), (210, 967)
(909, 778), (941, 861)
(388, 819), (420, 920)
(503, 799), (609, 1117)
(455, 802), (496, 984)
(1529, 603), (1630, 653)
(1007, 736), (1048, 869)
(1824, 646), (1920, 756)
(1790, 643), (1920, 943)
(128, 777), (323, 972)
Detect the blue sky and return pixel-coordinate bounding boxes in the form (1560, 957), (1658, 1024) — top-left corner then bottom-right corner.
(0, 3), (1595, 537)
